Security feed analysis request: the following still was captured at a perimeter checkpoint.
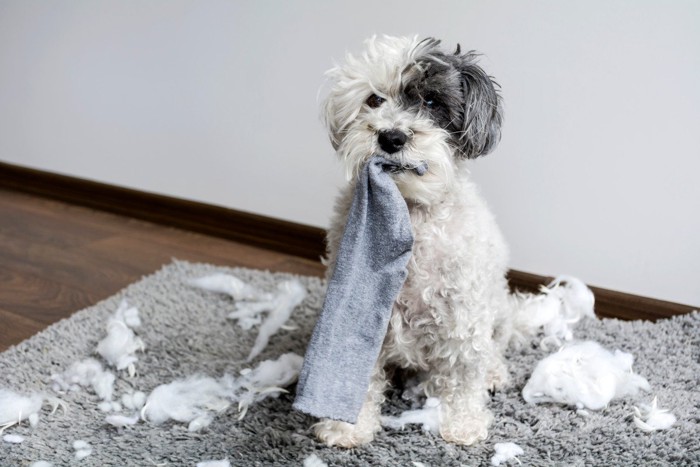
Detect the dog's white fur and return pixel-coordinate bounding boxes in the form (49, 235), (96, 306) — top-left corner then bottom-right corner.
(314, 36), (535, 447)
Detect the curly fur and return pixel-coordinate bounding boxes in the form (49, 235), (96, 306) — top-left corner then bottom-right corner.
(315, 35), (535, 447)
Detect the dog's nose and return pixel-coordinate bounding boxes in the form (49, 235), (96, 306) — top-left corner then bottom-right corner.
(378, 129), (408, 154)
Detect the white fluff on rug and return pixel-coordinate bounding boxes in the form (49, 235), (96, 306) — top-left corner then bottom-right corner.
(188, 273), (270, 301)
(303, 453), (329, 467)
(633, 397), (676, 432)
(73, 439), (93, 460)
(3, 433), (25, 443)
(380, 397), (441, 434)
(233, 352), (304, 419)
(236, 280), (307, 361)
(196, 460), (231, 467)
(515, 275), (595, 348)
(120, 391), (146, 411)
(522, 341), (650, 410)
(191, 274), (307, 360)
(491, 442), (524, 466)
(51, 358), (116, 402)
(0, 388), (44, 429)
(141, 375), (233, 431)
(141, 353), (303, 429)
(96, 300), (145, 374)
(105, 414), (139, 428)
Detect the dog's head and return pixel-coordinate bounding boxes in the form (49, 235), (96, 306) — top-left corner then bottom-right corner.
(323, 36), (502, 204)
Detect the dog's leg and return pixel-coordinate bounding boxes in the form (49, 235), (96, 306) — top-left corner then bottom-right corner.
(437, 368), (493, 445)
(313, 363), (387, 448)
(429, 334), (495, 445)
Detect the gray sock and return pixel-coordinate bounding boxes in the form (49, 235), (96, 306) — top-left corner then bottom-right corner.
(293, 156), (426, 423)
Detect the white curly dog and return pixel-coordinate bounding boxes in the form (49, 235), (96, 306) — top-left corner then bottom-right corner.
(313, 35), (591, 448)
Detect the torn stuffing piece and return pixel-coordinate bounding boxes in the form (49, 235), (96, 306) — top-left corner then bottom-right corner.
(51, 358), (116, 402)
(190, 274), (307, 360)
(380, 397), (441, 434)
(96, 300), (145, 374)
(0, 388), (64, 433)
(121, 390), (146, 411)
(633, 397), (676, 432)
(140, 353), (303, 429)
(3, 433), (25, 443)
(232, 280), (307, 361)
(188, 273), (270, 301)
(303, 453), (329, 467)
(515, 275), (595, 348)
(233, 352), (304, 419)
(491, 442), (525, 466)
(0, 388), (44, 431)
(73, 439), (93, 460)
(30, 462), (54, 467)
(105, 414), (140, 428)
(141, 375), (233, 431)
(522, 341), (650, 410)
(196, 460), (231, 467)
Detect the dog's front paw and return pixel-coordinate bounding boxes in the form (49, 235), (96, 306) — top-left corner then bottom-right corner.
(313, 418), (379, 448)
(439, 408), (492, 446)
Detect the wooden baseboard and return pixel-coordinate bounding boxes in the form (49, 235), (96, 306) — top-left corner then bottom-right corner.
(0, 161), (326, 261)
(1, 161), (695, 321)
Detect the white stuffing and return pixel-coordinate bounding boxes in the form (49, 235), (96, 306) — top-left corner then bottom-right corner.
(3, 433), (25, 443)
(228, 280), (307, 361)
(517, 275), (595, 348)
(196, 460), (231, 467)
(51, 358), (116, 401)
(97, 401), (123, 413)
(633, 397), (677, 432)
(96, 300), (145, 374)
(188, 273), (269, 301)
(491, 442), (524, 466)
(30, 462), (54, 467)
(73, 439), (93, 460)
(140, 353), (303, 428)
(141, 375), (232, 431)
(190, 274), (306, 361)
(303, 454), (329, 467)
(105, 414), (139, 428)
(0, 388), (44, 431)
(522, 341), (650, 410)
(233, 352), (304, 419)
(380, 397), (441, 434)
(121, 391), (147, 411)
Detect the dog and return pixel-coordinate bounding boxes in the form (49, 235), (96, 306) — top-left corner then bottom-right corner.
(313, 35), (536, 448)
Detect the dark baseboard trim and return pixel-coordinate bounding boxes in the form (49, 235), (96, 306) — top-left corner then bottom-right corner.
(1, 161), (696, 321)
(0, 161), (326, 261)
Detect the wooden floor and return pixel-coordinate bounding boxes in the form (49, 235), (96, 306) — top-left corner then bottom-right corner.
(0, 188), (326, 352)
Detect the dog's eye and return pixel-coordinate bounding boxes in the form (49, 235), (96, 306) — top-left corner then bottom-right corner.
(366, 94), (386, 109)
(423, 94), (439, 109)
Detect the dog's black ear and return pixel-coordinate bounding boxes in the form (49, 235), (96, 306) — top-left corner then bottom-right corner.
(452, 53), (503, 159)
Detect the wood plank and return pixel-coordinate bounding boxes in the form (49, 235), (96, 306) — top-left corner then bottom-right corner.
(0, 264), (100, 324)
(0, 308), (45, 352)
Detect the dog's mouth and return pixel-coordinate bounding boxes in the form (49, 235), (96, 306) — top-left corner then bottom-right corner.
(376, 157), (429, 176)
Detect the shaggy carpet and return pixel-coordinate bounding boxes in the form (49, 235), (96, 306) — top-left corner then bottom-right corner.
(1, 260), (698, 466)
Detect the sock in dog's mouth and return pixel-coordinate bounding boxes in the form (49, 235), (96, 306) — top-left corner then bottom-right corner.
(377, 157), (429, 176)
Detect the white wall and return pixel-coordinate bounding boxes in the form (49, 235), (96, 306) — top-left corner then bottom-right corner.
(1, 1), (698, 306)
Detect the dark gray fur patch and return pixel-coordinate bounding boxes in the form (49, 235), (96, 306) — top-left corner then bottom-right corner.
(401, 39), (503, 159)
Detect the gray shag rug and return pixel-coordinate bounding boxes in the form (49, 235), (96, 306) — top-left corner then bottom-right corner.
(1, 260), (699, 466)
